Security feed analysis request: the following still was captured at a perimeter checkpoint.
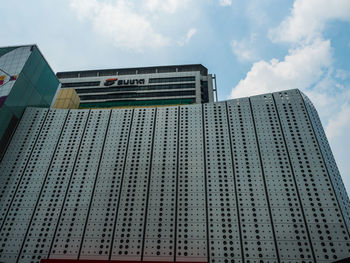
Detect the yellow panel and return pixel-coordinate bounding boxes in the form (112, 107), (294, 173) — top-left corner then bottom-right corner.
(53, 99), (63, 108)
(67, 100), (74, 109)
(53, 89), (80, 109)
(62, 99), (69, 108)
(60, 89), (67, 99)
(65, 89), (71, 99)
(75, 95), (81, 105)
(59, 89), (66, 99)
(56, 92), (63, 100)
(74, 94), (80, 103)
(68, 89), (74, 98)
(56, 99), (63, 108)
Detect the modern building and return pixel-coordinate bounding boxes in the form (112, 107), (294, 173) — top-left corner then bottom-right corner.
(56, 64), (215, 109)
(0, 89), (349, 263)
(0, 45), (60, 159)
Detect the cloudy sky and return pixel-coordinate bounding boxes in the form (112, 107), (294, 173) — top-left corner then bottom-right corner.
(2, 0), (350, 191)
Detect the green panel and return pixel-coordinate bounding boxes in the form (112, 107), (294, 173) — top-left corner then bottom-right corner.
(21, 47), (40, 79)
(79, 98), (195, 108)
(35, 66), (49, 94)
(0, 45), (60, 144)
(0, 106), (12, 139)
(27, 87), (43, 107)
(0, 47), (17, 58)
(20, 46), (59, 107)
(5, 74), (30, 108)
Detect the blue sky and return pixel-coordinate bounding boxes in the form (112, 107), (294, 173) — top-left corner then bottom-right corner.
(2, 0), (350, 191)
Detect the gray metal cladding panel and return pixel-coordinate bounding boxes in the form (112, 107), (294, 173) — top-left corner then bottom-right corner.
(80, 108), (133, 260)
(50, 109), (110, 260)
(18, 110), (88, 263)
(176, 104), (207, 262)
(0, 108), (47, 229)
(203, 102), (242, 263)
(143, 106), (178, 261)
(112, 108), (156, 261)
(272, 90), (350, 262)
(1, 88), (350, 263)
(249, 94), (314, 262)
(0, 109), (67, 263)
(226, 98), (277, 262)
(301, 92), (350, 233)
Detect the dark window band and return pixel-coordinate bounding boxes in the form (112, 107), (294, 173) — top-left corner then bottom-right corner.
(75, 83), (196, 94)
(79, 98), (196, 108)
(149, 76), (195, 83)
(79, 90), (196, 101)
(80, 90), (196, 100)
(61, 81), (100, 88)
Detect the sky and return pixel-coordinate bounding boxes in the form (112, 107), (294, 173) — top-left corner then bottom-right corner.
(2, 0), (350, 192)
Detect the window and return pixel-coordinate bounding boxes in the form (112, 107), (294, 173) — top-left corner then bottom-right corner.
(149, 76), (195, 83)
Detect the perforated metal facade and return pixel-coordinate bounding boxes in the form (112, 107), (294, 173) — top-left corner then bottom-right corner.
(0, 89), (349, 263)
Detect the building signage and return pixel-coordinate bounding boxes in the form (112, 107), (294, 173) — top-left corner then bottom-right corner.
(104, 78), (145, 87)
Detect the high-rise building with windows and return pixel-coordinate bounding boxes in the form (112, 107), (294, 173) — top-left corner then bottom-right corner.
(56, 64), (214, 109)
(0, 88), (349, 263)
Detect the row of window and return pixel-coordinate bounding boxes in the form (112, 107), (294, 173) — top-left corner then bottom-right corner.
(60, 77), (196, 88)
(61, 81), (100, 88)
(74, 83), (196, 94)
(79, 90), (196, 101)
(148, 76), (196, 83)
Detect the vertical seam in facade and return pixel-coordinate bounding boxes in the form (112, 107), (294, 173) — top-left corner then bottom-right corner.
(271, 93), (316, 263)
(48, 109), (92, 257)
(201, 104), (210, 263)
(248, 98), (281, 263)
(16, 109), (70, 263)
(0, 114), (21, 163)
(141, 107), (158, 261)
(225, 101), (244, 262)
(78, 109), (113, 258)
(174, 106), (180, 262)
(0, 108), (50, 233)
(298, 90), (350, 238)
(109, 109), (135, 260)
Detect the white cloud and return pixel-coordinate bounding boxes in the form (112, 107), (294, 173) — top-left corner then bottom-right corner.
(69, 0), (192, 51)
(145, 0), (189, 13)
(229, 39), (332, 98)
(178, 28), (197, 46)
(269, 0), (350, 43)
(70, 0), (98, 20)
(230, 0), (350, 191)
(230, 0), (349, 120)
(231, 33), (259, 62)
(219, 0), (232, 7)
(335, 69), (349, 80)
(325, 101), (350, 193)
(326, 103), (350, 139)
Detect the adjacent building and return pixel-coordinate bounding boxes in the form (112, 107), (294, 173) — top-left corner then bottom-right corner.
(0, 45), (60, 159)
(56, 64), (214, 109)
(0, 89), (349, 263)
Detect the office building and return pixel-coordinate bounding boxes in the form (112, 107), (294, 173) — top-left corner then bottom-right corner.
(0, 45), (60, 158)
(0, 88), (349, 263)
(56, 64), (214, 109)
